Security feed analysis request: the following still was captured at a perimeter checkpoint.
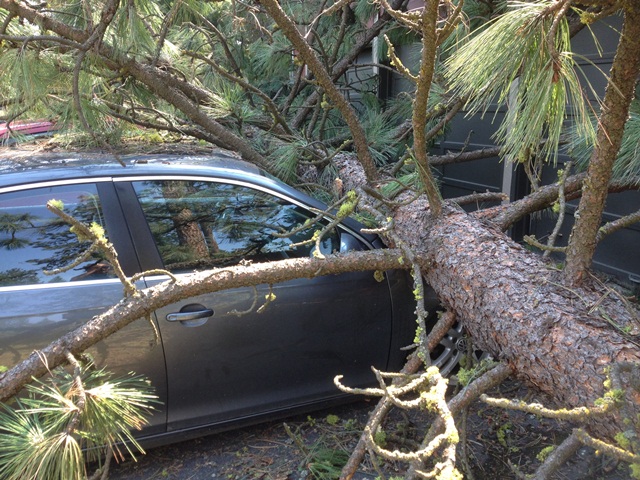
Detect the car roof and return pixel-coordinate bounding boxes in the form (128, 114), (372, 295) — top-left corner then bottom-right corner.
(0, 152), (266, 189)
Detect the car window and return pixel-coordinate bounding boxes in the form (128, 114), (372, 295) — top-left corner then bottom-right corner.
(0, 184), (112, 286)
(131, 180), (338, 273)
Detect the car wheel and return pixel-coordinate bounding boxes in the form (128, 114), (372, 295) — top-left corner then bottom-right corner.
(430, 322), (487, 377)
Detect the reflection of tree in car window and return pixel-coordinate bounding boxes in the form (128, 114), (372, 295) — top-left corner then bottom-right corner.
(133, 180), (338, 273)
(0, 186), (111, 286)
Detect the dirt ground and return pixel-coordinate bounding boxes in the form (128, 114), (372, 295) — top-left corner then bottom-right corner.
(107, 380), (630, 480)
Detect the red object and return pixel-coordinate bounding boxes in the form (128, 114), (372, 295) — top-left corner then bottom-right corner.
(0, 120), (58, 141)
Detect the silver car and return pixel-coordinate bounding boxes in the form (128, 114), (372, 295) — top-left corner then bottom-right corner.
(0, 154), (458, 447)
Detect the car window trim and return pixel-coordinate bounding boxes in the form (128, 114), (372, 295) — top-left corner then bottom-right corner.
(0, 277), (129, 292)
(0, 177), (113, 194)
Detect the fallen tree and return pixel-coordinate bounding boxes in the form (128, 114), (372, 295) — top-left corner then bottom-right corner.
(1, 0), (639, 478)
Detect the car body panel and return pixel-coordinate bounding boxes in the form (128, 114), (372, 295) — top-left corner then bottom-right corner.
(0, 154), (421, 446)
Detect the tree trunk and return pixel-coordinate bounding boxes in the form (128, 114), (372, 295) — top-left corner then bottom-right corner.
(418, 205), (639, 440)
(337, 157), (640, 442)
(564, 3), (640, 285)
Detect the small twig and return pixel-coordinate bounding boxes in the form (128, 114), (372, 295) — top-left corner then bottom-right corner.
(130, 269), (178, 283)
(256, 284), (276, 314)
(531, 431), (582, 480)
(283, 422), (310, 455)
(228, 285), (260, 317)
(88, 446), (113, 480)
(46, 201), (137, 296)
(384, 34), (418, 83)
(523, 234), (567, 253)
(429, 146), (502, 167)
(423, 97), (465, 144)
(152, 0), (182, 67)
(417, 363), (513, 459)
(480, 392), (615, 420)
(43, 241), (101, 276)
(0, 10), (15, 36)
(596, 208), (640, 243)
(450, 192), (508, 207)
(545, 0), (573, 71)
(544, 162), (572, 258)
(63, 350), (87, 435)
(574, 428), (640, 463)
(339, 312), (459, 479)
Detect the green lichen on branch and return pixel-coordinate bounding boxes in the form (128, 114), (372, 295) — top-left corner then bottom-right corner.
(45, 199), (137, 297)
(335, 365), (461, 477)
(484, 364), (640, 479)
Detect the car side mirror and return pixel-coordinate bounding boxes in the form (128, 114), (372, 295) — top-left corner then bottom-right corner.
(339, 232), (364, 253)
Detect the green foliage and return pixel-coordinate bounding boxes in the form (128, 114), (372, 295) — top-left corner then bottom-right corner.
(270, 138), (313, 184)
(615, 431), (631, 450)
(248, 31), (295, 86)
(446, 1), (596, 166)
(0, 49), (63, 119)
(373, 429), (387, 447)
(189, 73), (259, 126)
(308, 447), (349, 479)
(380, 171), (418, 199)
(569, 98), (640, 184)
(496, 421), (512, 448)
(360, 96), (408, 165)
(536, 444), (556, 462)
(376, 23), (421, 64)
(336, 190), (358, 219)
(325, 414), (339, 426)
(111, 0), (164, 58)
(456, 357), (498, 387)
(352, 0), (379, 26)
(0, 362), (157, 480)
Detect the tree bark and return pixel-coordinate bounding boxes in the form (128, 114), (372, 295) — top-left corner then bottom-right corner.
(564, 3), (640, 285)
(337, 156), (640, 442)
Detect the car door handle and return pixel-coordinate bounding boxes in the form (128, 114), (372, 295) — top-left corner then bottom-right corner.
(166, 308), (214, 322)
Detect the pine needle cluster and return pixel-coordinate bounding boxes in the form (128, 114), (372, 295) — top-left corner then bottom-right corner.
(0, 360), (157, 480)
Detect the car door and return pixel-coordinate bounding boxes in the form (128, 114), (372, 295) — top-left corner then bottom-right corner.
(0, 181), (168, 435)
(121, 177), (394, 431)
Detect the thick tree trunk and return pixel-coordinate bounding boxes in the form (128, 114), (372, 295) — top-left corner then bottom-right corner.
(417, 205), (639, 440)
(337, 157), (640, 442)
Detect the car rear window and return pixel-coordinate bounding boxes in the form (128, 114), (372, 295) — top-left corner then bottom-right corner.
(0, 184), (113, 286)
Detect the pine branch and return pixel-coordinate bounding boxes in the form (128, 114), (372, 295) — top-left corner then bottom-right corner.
(260, 0), (379, 183)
